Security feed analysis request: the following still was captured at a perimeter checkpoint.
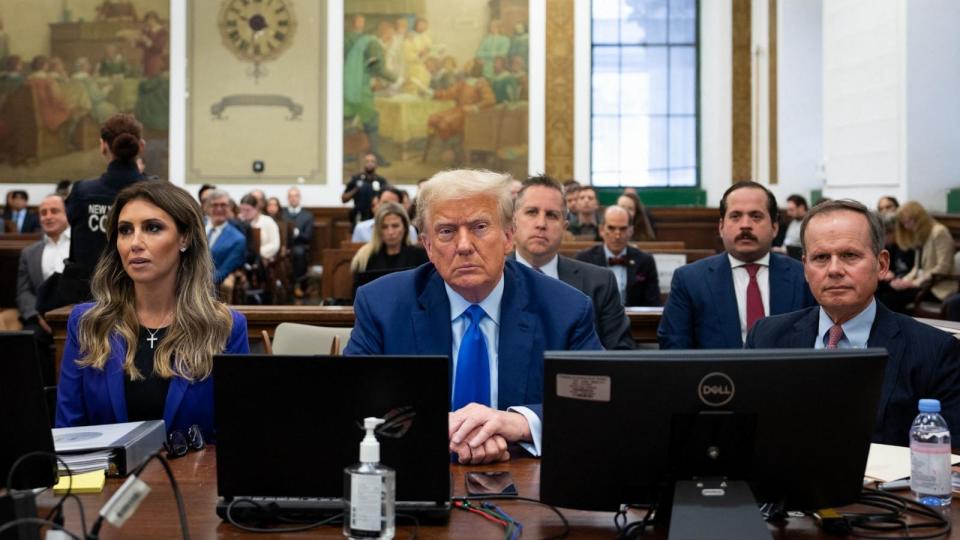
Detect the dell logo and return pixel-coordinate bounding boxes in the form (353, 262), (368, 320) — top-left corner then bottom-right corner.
(698, 372), (735, 407)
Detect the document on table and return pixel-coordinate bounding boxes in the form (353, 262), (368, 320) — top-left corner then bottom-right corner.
(864, 443), (960, 482)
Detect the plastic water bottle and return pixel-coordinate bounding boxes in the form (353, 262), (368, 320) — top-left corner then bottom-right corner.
(910, 399), (952, 506)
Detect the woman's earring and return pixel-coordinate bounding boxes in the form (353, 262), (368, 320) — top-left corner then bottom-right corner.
(180, 246), (187, 253)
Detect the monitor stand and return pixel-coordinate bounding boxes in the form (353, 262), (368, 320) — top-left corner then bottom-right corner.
(667, 478), (772, 540)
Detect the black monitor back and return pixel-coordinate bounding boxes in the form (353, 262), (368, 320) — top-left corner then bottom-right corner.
(541, 349), (887, 511)
(213, 355), (450, 505)
(0, 331), (56, 489)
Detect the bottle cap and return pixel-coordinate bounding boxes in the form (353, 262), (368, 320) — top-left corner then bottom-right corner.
(360, 417), (385, 463)
(919, 399), (941, 413)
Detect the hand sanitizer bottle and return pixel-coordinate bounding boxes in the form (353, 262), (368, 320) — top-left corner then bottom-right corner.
(344, 417), (395, 539)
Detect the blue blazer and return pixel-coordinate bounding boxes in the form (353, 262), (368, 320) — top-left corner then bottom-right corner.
(55, 303), (249, 439)
(344, 260), (603, 413)
(658, 252), (815, 349)
(210, 223), (246, 284)
(746, 303), (960, 446)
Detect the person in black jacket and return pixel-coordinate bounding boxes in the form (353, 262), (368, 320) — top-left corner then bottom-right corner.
(350, 202), (427, 291)
(576, 206), (660, 307)
(49, 114), (147, 306)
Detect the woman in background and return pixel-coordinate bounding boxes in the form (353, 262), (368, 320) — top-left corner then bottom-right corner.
(616, 191), (656, 241)
(880, 201), (957, 313)
(351, 202), (427, 285)
(56, 181), (248, 440)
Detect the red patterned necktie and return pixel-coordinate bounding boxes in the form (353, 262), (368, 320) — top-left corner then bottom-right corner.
(608, 256), (628, 266)
(826, 324), (844, 349)
(744, 263), (765, 330)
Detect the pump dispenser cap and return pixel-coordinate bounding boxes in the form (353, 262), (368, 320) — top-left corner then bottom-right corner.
(360, 417), (385, 463)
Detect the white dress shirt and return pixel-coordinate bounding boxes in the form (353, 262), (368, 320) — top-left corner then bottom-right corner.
(728, 252), (771, 343)
(445, 276), (542, 455)
(604, 245), (628, 305)
(814, 298), (876, 349)
(251, 214), (280, 259)
(783, 220), (802, 247)
(41, 229), (70, 280)
(206, 222), (227, 248)
(514, 252), (559, 279)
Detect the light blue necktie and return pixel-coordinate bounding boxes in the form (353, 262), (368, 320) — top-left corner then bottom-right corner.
(452, 305), (490, 411)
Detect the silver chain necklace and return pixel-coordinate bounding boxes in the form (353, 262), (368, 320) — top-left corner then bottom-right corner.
(142, 312), (172, 349)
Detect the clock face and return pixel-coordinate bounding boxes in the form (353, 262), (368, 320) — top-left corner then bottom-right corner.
(218, 0), (297, 63)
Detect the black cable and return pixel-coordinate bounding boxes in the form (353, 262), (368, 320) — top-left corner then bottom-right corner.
(452, 495), (570, 539)
(833, 488), (951, 540)
(0, 517), (84, 540)
(6, 450), (88, 539)
(148, 453), (191, 540)
(396, 512), (420, 540)
(615, 505), (655, 540)
(225, 498), (343, 533)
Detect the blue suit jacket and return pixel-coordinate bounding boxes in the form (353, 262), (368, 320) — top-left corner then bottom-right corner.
(210, 222), (246, 284)
(55, 303), (249, 439)
(746, 303), (960, 446)
(658, 252), (815, 349)
(344, 260), (603, 413)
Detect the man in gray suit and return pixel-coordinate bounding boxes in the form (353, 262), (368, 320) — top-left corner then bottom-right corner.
(17, 194), (70, 384)
(512, 176), (634, 349)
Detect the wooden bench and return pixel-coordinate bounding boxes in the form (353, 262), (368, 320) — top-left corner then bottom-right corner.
(46, 304), (663, 379)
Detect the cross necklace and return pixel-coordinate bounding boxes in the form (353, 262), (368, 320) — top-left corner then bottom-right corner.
(142, 312), (173, 349)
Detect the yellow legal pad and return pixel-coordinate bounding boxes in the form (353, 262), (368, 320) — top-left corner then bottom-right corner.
(53, 470), (106, 494)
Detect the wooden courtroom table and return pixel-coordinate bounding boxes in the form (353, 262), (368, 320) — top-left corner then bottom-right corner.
(35, 448), (960, 539)
(45, 306), (664, 375)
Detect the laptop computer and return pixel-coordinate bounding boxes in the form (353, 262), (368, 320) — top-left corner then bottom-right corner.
(0, 331), (56, 490)
(213, 354), (451, 523)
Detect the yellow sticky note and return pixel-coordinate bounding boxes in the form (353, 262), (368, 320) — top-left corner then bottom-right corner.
(54, 470), (106, 494)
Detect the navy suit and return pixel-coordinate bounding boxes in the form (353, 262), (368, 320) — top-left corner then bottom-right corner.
(344, 260), (603, 413)
(210, 222), (246, 284)
(658, 252), (815, 349)
(746, 303), (960, 446)
(575, 245), (660, 307)
(55, 303), (249, 439)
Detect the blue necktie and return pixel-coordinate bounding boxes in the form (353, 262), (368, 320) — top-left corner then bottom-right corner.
(452, 305), (490, 410)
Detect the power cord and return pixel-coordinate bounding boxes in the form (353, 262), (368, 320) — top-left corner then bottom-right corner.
(614, 504), (655, 539)
(833, 488), (951, 539)
(224, 499), (344, 533)
(452, 495), (570, 539)
(86, 452), (190, 540)
(2, 450), (87, 539)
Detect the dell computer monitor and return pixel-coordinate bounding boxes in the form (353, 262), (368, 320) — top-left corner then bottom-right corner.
(541, 349), (887, 516)
(0, 331), (56, 490)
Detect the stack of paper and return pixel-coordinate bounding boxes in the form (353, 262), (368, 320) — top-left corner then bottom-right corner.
(864, 443), (960, 482)
(57, 450), (113, 475)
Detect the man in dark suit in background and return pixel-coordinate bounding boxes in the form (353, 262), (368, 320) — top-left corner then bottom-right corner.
(345, 169), (602, 464)
(512, 176), (634, 350)
(17, 194), (70, 384)
(5, 190), (40, 232)
(283, 186), (314, 289)
(576, 206), (660, 307)
(747, 199), (960, 446)
(658, 181), (815, 349)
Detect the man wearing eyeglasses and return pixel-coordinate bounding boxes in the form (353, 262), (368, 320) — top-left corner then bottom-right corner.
(204, 190), (245, 285)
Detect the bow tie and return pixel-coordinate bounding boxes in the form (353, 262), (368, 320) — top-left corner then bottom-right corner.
(608, 256), (629, 266)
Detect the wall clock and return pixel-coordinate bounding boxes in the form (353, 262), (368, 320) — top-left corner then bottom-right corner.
(217, 0), (298, 80)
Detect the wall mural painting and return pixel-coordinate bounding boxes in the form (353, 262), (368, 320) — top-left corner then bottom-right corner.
(343, 0), (529, 184)
(0, 0), (169, 182)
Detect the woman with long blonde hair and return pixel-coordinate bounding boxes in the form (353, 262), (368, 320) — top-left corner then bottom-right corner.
(881, 201), (957, 312)
(351, 202), (427, 290)
(56, 181), (248, 440)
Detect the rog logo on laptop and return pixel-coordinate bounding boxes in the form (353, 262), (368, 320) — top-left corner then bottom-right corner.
(356, 406), (416, 438)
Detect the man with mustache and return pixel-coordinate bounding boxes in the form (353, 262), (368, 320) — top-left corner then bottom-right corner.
(345, 169), (601, 464)
(658, 181), (815, 349)
(746, 200), (960, 445)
